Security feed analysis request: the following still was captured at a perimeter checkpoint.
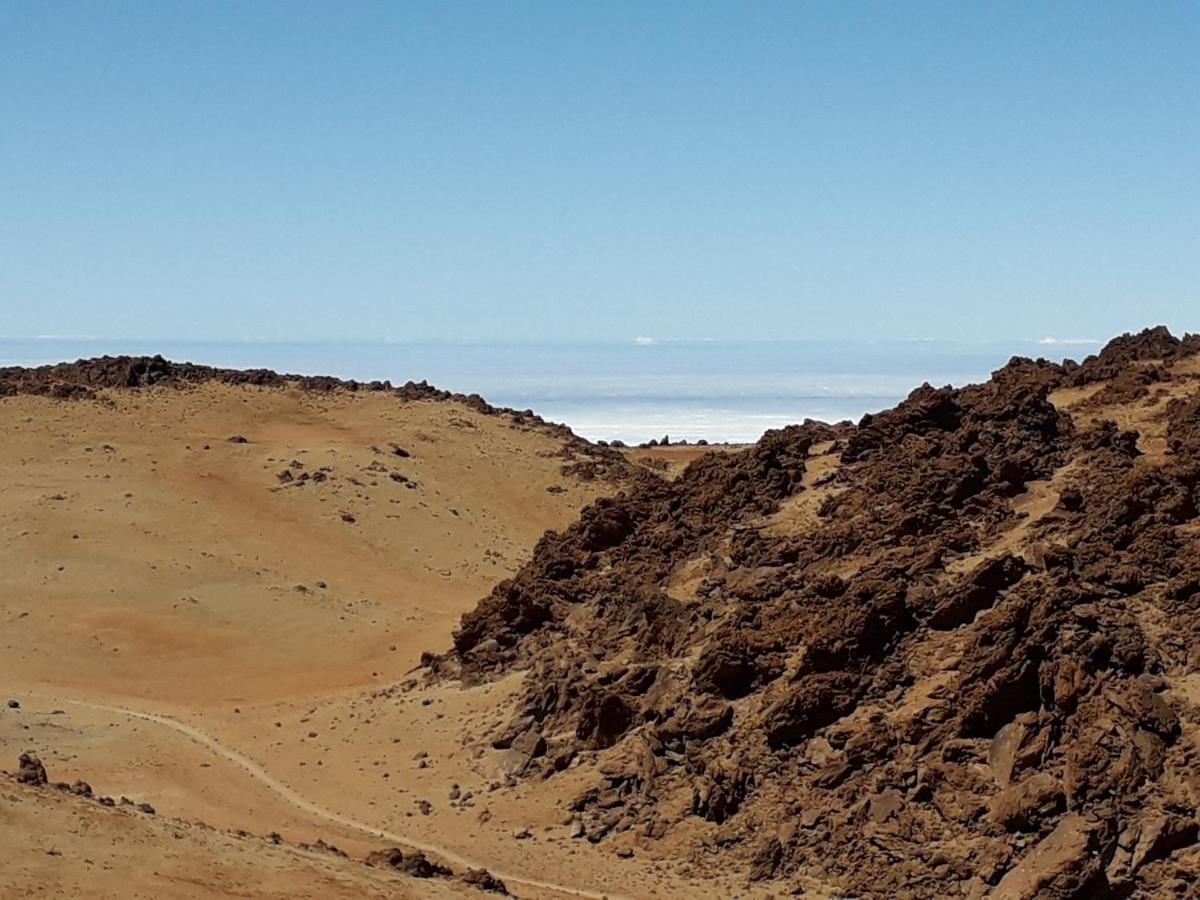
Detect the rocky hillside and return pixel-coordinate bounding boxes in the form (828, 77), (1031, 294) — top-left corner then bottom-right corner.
(436, 327), (1200, 898)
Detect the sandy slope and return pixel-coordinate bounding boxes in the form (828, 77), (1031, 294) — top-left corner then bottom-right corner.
(0, 382), (656, 898)
(1, 380), (780, 899)
(0, 777), (444, 900)
(0, 383), (603, 704)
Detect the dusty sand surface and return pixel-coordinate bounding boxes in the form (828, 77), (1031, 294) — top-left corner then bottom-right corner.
(0, 777), (442, 899)
(1, 379), (776, 898)
(0, 383), (603, 704)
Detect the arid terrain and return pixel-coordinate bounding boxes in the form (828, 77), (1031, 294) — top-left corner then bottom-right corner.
(4, 330), (1200, 898)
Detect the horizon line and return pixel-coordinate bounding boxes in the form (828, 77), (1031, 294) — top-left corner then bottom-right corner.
(4, 334), (1119, 348)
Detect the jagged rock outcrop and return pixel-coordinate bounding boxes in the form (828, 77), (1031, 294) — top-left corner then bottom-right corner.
(435, 327), (1200, 898)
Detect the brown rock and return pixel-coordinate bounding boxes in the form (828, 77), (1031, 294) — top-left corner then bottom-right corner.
(989, 715), (1035, 787)
(987, 773), (1065, 832)
(992, 814), (1110, 899)
(16, 753), (47, 786)
(461, 868), (508, 894)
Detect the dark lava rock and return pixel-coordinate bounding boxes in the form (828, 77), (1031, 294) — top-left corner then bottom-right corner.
(428, 328), (1200, 899)
(365, 847), (452, 879)
(462, 868), (509, 894)
(16, 753), (48, 786)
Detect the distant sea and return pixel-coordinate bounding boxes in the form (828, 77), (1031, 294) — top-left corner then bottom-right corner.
(0, 338), (1102, 445)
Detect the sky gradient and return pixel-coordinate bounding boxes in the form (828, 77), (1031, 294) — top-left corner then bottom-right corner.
(1, 2), (1197, 342)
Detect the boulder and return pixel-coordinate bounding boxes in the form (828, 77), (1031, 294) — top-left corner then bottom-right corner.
(987, 773), (1065, 832)
(992, 814), (1112, 899)
(16, 753), (47, 786)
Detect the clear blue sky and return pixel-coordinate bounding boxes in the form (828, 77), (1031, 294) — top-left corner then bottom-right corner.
(1, 2), (1196, 342)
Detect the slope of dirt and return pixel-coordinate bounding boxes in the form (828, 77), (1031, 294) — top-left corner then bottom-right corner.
(0, 760), (472, 899)
(0, 372), (666, 899)
(436, 327), (1200, 898)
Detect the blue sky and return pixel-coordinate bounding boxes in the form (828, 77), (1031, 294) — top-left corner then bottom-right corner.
(1, 2), (1196, 342)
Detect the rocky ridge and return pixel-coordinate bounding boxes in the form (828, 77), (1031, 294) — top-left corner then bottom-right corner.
(436, 327), (1200, 898)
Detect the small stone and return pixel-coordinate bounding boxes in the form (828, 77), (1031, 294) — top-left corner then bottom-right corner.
(16, 753), (47, 785)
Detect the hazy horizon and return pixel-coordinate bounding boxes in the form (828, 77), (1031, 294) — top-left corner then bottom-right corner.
(0, 334), (1117, 346)
(0, 332), (1144, 443)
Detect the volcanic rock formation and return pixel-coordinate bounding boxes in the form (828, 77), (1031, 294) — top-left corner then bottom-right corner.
(436, 328), (1200, 898)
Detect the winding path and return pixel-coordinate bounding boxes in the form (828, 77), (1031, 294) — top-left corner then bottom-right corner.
(31, 693), (631, 900)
